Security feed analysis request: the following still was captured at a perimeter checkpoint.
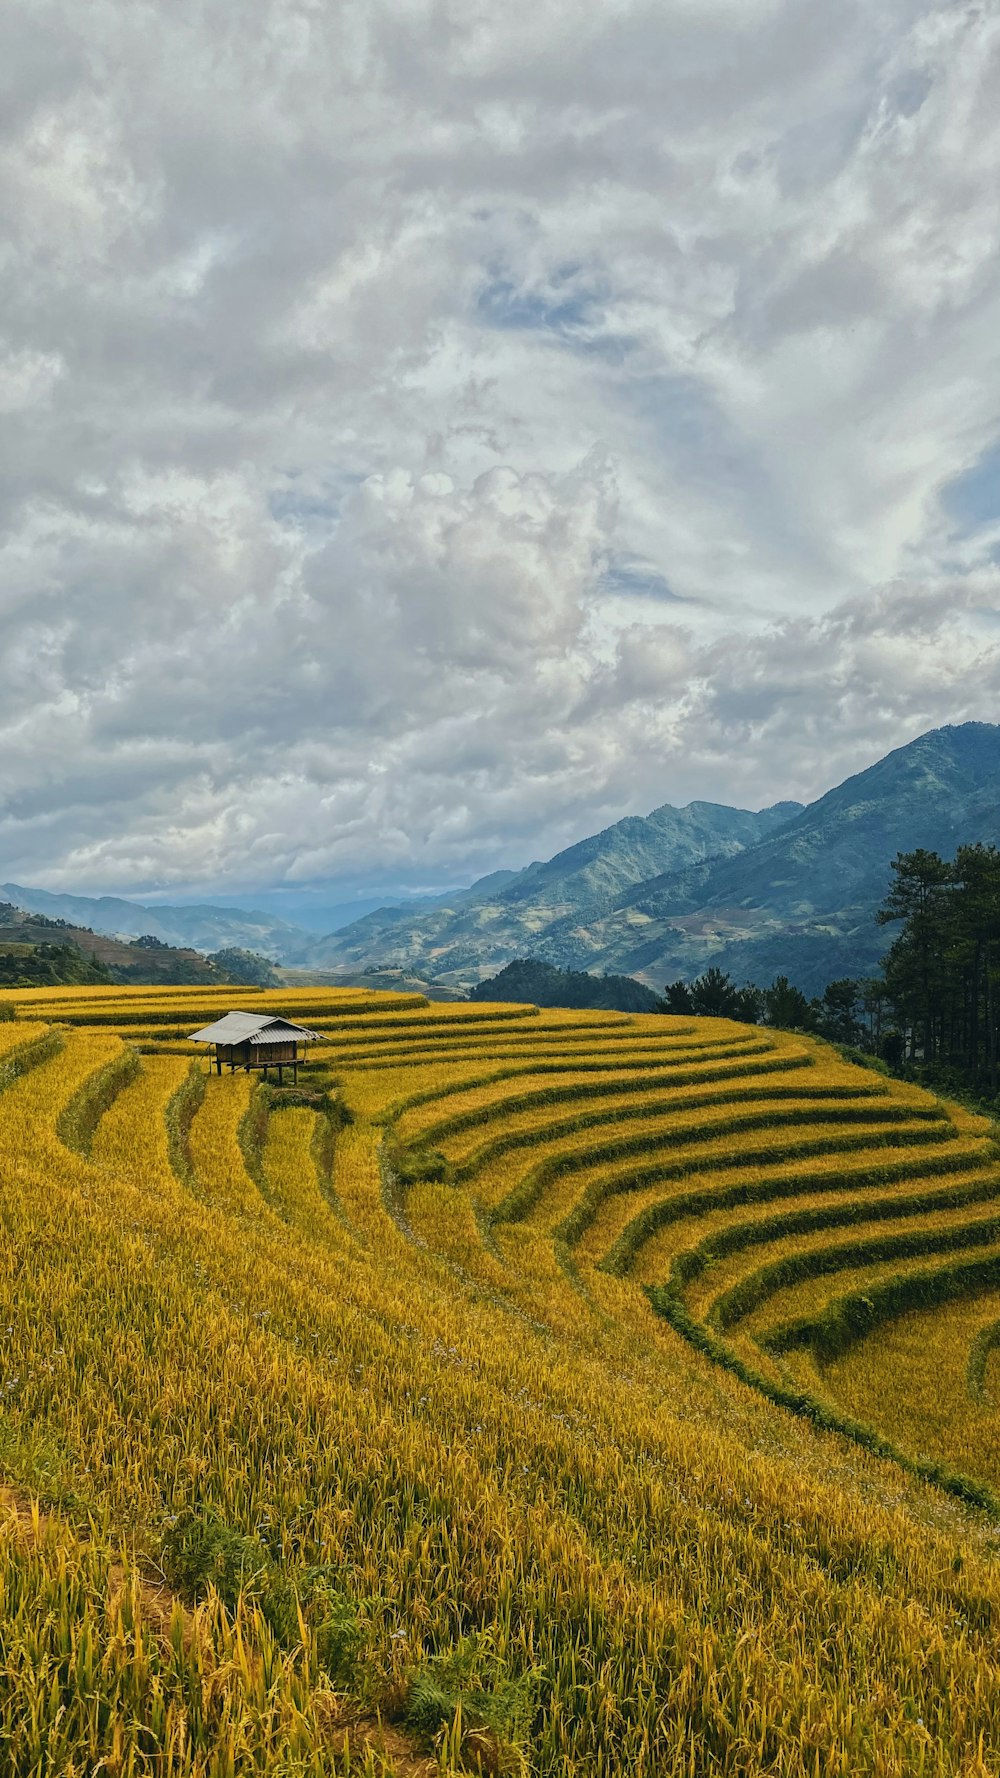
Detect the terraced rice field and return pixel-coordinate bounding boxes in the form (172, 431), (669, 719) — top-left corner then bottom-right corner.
(4, 984), (1000, 1774)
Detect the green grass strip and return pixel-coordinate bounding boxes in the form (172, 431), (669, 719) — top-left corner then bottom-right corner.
(164, 1060), (207, 1194)
(339, 1034), (780, 1076)
(711, 1217), (1000, 1333)
(419, 1057), (856, 1147)
(56, 1046), (142, 1158)
(645, 1281), (1000, 1518)
(384, 1038), (788, 1126)
(46, 993), (431, 1026)
(968, 1317), (1000, 1403)
(309, 1107), (361, 1238)
(599, 1146), (995, 1276)
(763, 1252), (1000, 1367)
(237, 1081), (273, 1202)
(493, 1113), (960, 1233)
(459, 1088), (939, 1187)
(0, 1026), (64, 1095)
(460, 1091), (944, 1189)
(668, 1171), (1000, 1295)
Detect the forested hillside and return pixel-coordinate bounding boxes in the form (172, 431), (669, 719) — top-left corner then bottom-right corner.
(0, 904), (232, 987)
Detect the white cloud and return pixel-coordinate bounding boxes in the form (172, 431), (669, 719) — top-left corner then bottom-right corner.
(1, 0), (999, 893)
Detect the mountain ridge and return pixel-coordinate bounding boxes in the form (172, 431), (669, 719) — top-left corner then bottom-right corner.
(303, 796), (805, 978)
(306, 723), (1000, 995)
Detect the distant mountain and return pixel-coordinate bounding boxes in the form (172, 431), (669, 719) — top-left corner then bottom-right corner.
(301, 722), (1000, 997)
(0, 885), (310, 960)
(304, 799), (803, 982)
(492, 801), (803, 912)
(0, 903), (229, 986)
(533, 722), (1000, 994)
(16, 722), (1000, 999)
(218, 886), (477, 935)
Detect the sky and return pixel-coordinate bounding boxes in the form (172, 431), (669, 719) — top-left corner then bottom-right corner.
(2, 0), (1000, 902)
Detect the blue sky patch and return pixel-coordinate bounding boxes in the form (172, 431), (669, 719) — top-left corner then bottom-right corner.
(942, 440), (1000, 531)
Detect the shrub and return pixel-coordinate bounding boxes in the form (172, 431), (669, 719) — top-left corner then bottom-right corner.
(161, 1505), (363, 1683)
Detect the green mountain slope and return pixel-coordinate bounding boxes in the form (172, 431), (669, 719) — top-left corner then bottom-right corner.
(538, 723), (1000, 992)
(306, 799), (802, 981)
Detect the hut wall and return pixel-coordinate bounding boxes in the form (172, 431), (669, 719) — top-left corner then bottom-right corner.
(215, 1041), (297, 1066)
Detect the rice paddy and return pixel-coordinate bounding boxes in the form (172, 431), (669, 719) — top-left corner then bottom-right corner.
(4, 983), (1000, 1774)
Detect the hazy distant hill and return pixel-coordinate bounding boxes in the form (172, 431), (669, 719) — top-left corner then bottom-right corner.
(305, 800), (802, 982)
(0, 904), (229, 986)
(0, 885), (310, 960)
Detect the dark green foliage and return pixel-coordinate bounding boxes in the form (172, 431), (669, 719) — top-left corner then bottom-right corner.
(110, 949), (226, 985)
(663, 969), (869, 1038)
(470, 958), (660, 1013)
(0, 940), (111, 987)
(0, 902), (68, 929)
(161, 1506), (362, 1683)
(661, 980), (694, 1013)
(662, 970), (762, 1020)
(681, 967), (762, 1021)
(813, 979), (865, 1046)
(387, 1140), (452, 1187)
(404, 1632), (540, 1768)
(207, 946), (281, 987)
(0, 1000), (15, 1021)
(762, 975), (813, 1030)
(864, 842), (1000, 1094)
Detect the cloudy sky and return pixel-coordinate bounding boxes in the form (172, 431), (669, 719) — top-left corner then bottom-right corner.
(3, 0), (1000, 901)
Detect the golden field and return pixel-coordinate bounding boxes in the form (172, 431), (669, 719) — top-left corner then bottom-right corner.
(3, 984), (1000, 1774)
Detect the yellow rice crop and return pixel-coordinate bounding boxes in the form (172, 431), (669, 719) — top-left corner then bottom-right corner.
(5, 991), (1000, 1773)
(826, 1290), (1000, 1490)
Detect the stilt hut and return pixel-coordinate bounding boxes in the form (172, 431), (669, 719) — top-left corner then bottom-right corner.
(188, 1011), (323, 1083)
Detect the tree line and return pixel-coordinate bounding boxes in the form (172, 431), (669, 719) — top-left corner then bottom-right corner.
(660, 968), (873, 1049)
(664, 843), (1000, 1098)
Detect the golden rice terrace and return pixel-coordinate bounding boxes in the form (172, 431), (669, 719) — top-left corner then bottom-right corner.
(4, 984), (1000, 1774)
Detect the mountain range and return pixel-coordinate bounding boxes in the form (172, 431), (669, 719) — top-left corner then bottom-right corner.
(0, 886), (312, 959)
(8, 722), (1000, 996)
(297, 723), (1000, 995)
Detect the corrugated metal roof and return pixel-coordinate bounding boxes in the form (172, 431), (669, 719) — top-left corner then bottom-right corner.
(188, 1011), (323, 1044)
